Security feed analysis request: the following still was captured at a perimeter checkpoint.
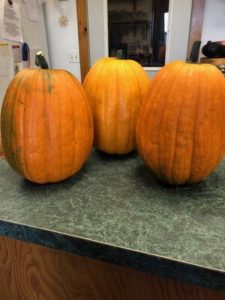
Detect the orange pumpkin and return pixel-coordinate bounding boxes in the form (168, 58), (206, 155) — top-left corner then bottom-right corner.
(1, 66), (93, 184)
(83, 54), (151, 154)
(136, 61), (225, 185)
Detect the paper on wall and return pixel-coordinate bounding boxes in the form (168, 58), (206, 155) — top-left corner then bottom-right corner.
(12, 44), (21, 63)
(1, 0), (23, 43)
(0, 43), (10, 76)
(12, 44), (23, 74)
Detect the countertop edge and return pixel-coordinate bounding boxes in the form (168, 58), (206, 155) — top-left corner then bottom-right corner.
(0, 219), (225, 292)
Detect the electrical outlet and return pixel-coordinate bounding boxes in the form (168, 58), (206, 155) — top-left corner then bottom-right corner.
(68, 49), (79, 63)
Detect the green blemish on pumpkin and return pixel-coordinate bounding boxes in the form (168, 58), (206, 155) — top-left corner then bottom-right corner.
(12, 146), (22, 156)
(17, 99), (24, 104)
(43, 70), (54, 93)
(48, 84), (53, 93)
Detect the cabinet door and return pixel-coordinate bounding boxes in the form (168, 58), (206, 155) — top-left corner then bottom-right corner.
(0, 236), (225, 300)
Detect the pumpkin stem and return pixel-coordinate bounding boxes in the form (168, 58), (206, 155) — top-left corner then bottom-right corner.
(116, 49), (124, 59)
(35, 51), (49, 69)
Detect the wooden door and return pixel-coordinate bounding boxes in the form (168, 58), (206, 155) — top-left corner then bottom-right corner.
(1, 236), (225, 300)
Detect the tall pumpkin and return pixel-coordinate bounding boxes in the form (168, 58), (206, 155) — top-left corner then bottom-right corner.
(83, 53), (151, 154)
(136, 61), (225, 185)
(1, 57), (93, 184)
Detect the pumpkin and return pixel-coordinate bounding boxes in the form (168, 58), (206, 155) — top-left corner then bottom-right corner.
(136, 61), (225, 185)
(83, 51), (151, 154)
(1, 53), (93, 184)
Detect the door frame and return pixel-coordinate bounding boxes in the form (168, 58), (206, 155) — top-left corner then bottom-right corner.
(187, 0), (206, 59)
(76, 0), (89, 81)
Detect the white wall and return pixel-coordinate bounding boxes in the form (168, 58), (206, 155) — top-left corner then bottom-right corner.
(21, 4), (49, 61)
(201, 0), (225, 54)
(165, 0), (192, 63)
(44, 0), (81, 81)
(87, 0), (192, 79)
(0, 1), (48, 105)
(87, 0), (106, 66)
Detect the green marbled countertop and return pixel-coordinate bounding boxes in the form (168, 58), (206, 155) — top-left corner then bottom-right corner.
(0, 150), (225, 289)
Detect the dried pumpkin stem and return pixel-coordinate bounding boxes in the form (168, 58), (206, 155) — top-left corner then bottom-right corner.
(35, 51), (49, 69)
(116, 49), (124, 59)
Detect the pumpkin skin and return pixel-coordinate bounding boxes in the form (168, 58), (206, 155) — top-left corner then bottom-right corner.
(1, 68), (93, 184)
(83, 57), (151, 154)
(136, 61), (225, 185)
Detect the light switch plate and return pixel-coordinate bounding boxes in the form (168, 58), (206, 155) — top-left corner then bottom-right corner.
(68, 49), (79, 63)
